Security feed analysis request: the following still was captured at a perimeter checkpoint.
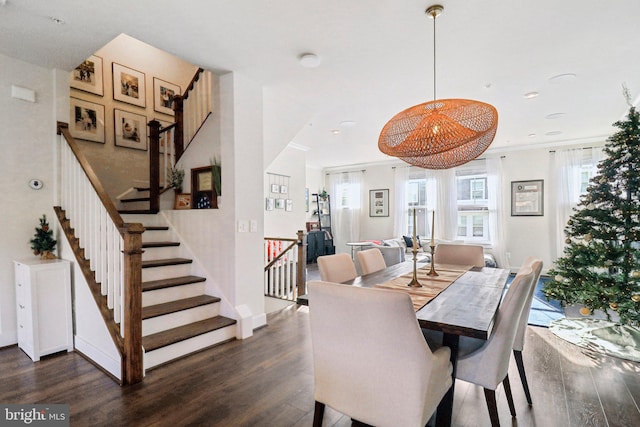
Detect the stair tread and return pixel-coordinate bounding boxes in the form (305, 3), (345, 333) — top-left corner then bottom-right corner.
(143, 316), (236, 352)
(142, 241), (180, 248)
(119, 209), (159, 214)
(142, 295), (221, 319)
(144, 226), (169, 231)
(121, 197), (150, 203)
(143, 275), (206, 292)
(142, 258), (192, 268)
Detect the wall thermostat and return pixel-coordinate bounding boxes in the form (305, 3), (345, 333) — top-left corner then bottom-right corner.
(29, 179), (43, 190)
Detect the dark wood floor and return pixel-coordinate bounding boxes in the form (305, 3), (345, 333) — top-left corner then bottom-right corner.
(1, 304), (639, 427)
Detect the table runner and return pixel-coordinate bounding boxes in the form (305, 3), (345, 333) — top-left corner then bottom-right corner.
(374, 264), (471, 311)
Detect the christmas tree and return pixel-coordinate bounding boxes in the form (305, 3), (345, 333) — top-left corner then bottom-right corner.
(29, 214), (57, 258)
(544, 99), (640, 326)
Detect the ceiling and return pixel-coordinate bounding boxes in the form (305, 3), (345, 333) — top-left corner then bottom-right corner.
(2, 0), (639, 168)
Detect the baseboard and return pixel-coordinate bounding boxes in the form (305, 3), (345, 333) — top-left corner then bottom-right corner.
(74, 335), (121, 381)
(0, 331), (17, 348)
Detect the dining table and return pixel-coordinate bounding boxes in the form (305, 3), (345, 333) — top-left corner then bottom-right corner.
(300, 259), (510, 427)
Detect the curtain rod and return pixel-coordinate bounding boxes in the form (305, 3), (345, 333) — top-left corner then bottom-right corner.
(325, 169), (366, 176)
(391, 155), (506, 169)
(266, 172), (290, 178)
(549, 146), (594, 153)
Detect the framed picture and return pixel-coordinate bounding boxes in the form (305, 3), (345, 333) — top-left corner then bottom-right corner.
(114, 109), (147, 150)
(306, 221), (319, 232)
(70, 55), (104, 96)
(369, 189), (389, 217)
(174, 193), (191, 210)
(69, 97), (105, 143)
(286, 199), (293, 212)
(511, 180), (544, 216)
(112, 63), (146, 107)
(276, 199), (285, 209)
(265, 198), (275, 211)
(280, 185), (288, 194)
(271, 184), (280, 193)
(191, 166), (213, 209)
(153, 77), (181, 116)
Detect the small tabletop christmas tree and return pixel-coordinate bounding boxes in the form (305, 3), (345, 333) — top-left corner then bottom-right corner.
(544, 97), (640, 326)
(30, 214), (57, 259)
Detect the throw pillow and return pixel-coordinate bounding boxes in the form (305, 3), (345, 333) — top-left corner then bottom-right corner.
(402, 235), (422, 248)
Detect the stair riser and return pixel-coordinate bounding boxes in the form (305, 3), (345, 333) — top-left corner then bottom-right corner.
(142, 246), (181, 261)
(119, 200), (149, 211)
(141, 230), (173, 243)
(142, 264), (192, 282)
(142, 282), (206, 307)
(121, 214), (163, 226)
(144, 325), (236, 371)
(142, 304), (221, 336)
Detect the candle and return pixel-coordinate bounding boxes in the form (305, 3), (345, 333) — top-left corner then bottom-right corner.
(413, 208), (418, 250)
(430, 211), (435, 247)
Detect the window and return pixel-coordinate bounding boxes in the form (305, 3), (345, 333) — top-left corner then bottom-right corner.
(335, 182), (361, 209)
(456, 172), (489, 242)
(406, 178), (429, 237)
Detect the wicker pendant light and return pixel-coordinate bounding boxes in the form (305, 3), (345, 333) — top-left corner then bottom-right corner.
(378, 5), (498, 169)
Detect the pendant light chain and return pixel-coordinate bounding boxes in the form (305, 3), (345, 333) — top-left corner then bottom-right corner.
(433, 9), (437, 101)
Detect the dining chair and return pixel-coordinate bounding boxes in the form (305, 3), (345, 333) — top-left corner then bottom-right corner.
(421, 266), (537, 426)
(512, 257), (544, 405)
(307, 280), (453, 427)
(316, 253), (357, 283)
(356, 248), (387, 275)
(433, 243), (485, 268)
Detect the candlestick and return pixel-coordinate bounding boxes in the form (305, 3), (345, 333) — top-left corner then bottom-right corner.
(430, 210), (435, 247)
(412, 208), (418, 250)
(408, 208), (422, 287)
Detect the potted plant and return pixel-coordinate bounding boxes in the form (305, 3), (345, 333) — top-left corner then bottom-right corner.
(168, 165), (185, 193)
(30, 215), (57, 259)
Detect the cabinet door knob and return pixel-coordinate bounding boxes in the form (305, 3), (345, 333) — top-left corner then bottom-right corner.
(19, 304), (25, 309)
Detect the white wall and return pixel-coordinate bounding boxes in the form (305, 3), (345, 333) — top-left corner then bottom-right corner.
(71, 34), (199, 202)
(0, 54), (56, 346)
(264, 146), (307, 238)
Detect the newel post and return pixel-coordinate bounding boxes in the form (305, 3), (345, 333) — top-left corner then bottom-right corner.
(296, 230), (307, 298)
(121, 223), (145, 385)
(173, 95), (184, 160)
(148, 120), (161, 213)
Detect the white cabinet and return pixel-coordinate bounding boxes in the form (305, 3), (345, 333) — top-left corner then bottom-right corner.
(14, 259), (73, 362)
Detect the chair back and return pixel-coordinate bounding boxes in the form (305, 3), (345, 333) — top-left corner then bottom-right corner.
(308, 281), (452, 427)
(317, 253), (357, 283)
(356, 248), (387, 275)
(433, 243), (485, 268)
(455, 267), (537, 390)
(513, 257), (543, 351)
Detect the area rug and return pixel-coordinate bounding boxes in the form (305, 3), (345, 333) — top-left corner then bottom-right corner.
(549, 318), (640, 362)
(507, 275), (565, 327)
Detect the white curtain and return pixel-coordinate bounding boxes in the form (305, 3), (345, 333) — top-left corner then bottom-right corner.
(328, 171), (363, 255)
(393, 166), (410, 238)
(432, 168), (457, 241)
(552, 147), (604, 260)
(486, 157), (507, 268)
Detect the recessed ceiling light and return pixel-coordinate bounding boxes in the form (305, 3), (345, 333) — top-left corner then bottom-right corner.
(299, 53), (320, 68)
(548, 73), (576, 84)
(545, 130), (563, 136)
(340, 120), (356, 127)
(331, 129), (341, 135)
(545, 112), (566, 120)
(50, 16), (66, 24)
(524, 91), (539, 99)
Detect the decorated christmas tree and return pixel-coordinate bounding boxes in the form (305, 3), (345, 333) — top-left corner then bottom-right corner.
(29, 214), (57, 259)
(544, 99), (640, 326)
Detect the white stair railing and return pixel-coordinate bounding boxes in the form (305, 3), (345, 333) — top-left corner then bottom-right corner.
(264, 231), (307, 302)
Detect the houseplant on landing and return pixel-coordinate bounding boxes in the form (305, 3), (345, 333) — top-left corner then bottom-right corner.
(168, 165), (185, 193)
(30, 214), (57, 259)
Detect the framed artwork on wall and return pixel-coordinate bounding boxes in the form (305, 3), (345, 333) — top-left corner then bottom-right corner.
(266, 198), (275, 211)
(511, 179), (544, 216)
(276, 199), (285, 209)
(369, 189), (389, 217)
(112, 62), (146, 107)
(270, 184), (280, 193)
(70, 55), (104, 96)
(114, 109), (148, 150)
(286, 199), (293, 211)
(153, 78), (181, 116)
(69, 97), (105, 143)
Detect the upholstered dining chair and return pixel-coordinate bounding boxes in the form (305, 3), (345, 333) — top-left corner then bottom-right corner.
(356, 248), (387, 275)
(307, 280), (453, 427)
(512, 257), (544, 405)
(316, 253), (357, 283)
(421, 266), (537, 426)
(433, 243), (485, 268)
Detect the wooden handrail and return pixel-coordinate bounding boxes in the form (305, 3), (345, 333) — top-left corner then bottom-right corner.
(57, 122), (125, 231)
(183, 67), (204, 100)
(264, 240), (298, 271)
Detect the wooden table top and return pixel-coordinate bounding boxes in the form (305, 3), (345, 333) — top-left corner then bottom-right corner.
(340, 260), (510, 340)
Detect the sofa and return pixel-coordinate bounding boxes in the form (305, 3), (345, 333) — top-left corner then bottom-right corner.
(380, 237), (498, 268)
